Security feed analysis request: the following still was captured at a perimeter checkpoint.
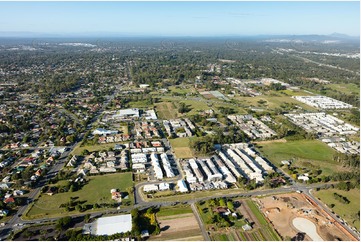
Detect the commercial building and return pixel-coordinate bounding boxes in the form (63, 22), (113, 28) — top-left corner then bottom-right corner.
(84, 214), (132, 236)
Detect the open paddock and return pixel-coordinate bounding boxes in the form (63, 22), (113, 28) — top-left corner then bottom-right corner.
(150, 212), (202, 241)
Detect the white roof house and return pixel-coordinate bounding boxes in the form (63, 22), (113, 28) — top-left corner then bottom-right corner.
(92, 128), (118, 136)
(113, 108), (140, 119)
(145, 110), (158, 120)
(143, 184), (159, 192)
(298, 175), (310, 181)
(92, 214), (132, 235)
(159, 182), (170, 191)
(177, 179), (188, 193)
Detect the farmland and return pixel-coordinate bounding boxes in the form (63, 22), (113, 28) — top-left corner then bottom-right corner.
(197, 198), (281, 241)
(149, 205), (202, 241)
(155, 102), (179, 119)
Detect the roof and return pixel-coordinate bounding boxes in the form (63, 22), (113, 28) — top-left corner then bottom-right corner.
(94, 214), (132, 235)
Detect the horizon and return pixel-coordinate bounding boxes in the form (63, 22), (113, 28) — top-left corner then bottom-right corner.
(0, 32), (359, 39)
(0, 1), (359, 37)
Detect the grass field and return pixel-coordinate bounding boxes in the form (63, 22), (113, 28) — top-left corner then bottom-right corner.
(72, 143), (117, 155)
(156, 205), (193, 217)
(314, 188), (360, 230)
(256, 139), (345, 176)
(168, 85), (195, 95)
(281, 89), (314, 96)
(155, 102), (178, 120)
(26, 172), (133, 219)
(169, 137), (194, 159)
(235, 93), (317, 111)
(246, 200), (282, 241)
(326, 83), (360, 95)
(257, 139), (336, 162)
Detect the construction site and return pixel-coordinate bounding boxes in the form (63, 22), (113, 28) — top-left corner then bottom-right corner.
(255, 193), (357, 241)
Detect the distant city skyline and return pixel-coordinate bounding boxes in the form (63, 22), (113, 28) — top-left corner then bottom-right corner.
(0, 1), (359, 37)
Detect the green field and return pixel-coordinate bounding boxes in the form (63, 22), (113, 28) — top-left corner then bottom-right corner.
(235, 94), (317, 111)
(168, 85), (195, 95)
(26, 172), (133, 219)
(246, 200), (268, 226)
(169, 137), (194, 159)
(156, 205), (193, 217)
(257, 139), (346, 176)
(257, 139), (336, 162)
(314, 188), (360, 230)
(326, 83), (360, 95)
(72, 143), (118, 155)
(281, 89), (314, 96)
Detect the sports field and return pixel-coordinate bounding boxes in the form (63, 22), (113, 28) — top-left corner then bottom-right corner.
(25, 172), (133, 219)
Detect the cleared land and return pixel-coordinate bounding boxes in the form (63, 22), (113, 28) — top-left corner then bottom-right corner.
(169, 137), (194, 159)
(149, 206), (202, 241)
(256, 139), (347, 176)
(155, 102), (178, 119)
(26, 173), (133, 219)
(256, 193), (354, 241)
(314, 188), (360, 230)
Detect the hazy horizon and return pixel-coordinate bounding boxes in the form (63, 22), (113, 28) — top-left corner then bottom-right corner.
(0, 1), (359, 37)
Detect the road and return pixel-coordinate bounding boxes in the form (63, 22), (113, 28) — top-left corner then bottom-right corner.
(191, 202), (210, 241)
(0, 179), (358, 241)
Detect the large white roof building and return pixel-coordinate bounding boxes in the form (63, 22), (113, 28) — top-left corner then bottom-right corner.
(91, 214), (132, 235)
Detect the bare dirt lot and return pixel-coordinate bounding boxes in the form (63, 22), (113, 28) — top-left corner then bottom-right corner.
(255, 193), (354, 241)
(149, 213), (203, 241)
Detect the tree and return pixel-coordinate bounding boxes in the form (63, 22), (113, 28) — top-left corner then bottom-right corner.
(227, 201), (234, 211)
(219, 198), (226, 207)
(56, 216), (72, 230)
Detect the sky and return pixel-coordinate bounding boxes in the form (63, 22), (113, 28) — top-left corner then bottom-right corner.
(0, 1), (359, 37)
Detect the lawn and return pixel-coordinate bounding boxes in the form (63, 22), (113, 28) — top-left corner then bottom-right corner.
(169, 137), (194, 159)
(26, 172), (133, 219)
(256, 139), (345, 176)
(314, 188), (360, 230)
(155, 102), (178, 120)
(156, 205), (193, 217)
